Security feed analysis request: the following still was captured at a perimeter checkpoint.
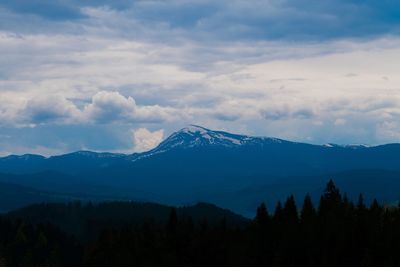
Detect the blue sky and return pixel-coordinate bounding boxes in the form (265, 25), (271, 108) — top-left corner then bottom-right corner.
(1, 0), (400, 155)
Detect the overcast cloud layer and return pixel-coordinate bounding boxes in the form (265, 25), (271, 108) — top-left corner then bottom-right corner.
(1, 0), (400, 155)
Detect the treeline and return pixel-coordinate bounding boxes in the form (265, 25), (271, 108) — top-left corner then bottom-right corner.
(0, 219), (81, 267)
(2, 180), (400, 266)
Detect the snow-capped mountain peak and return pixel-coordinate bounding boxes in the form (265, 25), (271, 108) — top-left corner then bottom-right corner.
(128, 125), (251, 161)
(180, 125), (210, 135)
(160, 125), (248, 148)
(322, 143), (371, 149)
(149, 125), (287, 153)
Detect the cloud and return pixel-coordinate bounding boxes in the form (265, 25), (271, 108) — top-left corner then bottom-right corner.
(0, 123), (139, 156)
(0, 0), (133, 21)
(376, 121), (400, 141)
(84, 91), (176, 124)
(213, 112), (241, 122)
(2, 1), (400, 154)
(261, 106), (315, 121)
(23, 95), (82, 125)
(334, 118), (346, 126)
(261, 107), (291, 121)
(0, 0), (84, 21)
(345, 73), (358, 78)
(2, 0), (400, 41)
(1, 91), (177, 127)
(132, 128), (164, 152)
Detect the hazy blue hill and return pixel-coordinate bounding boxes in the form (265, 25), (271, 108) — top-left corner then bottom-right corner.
(0, 154), (47, 174)
(0, 172), (161, 212)
(0, 171), (86, 193)
(0, 180), (54, 212)
(205, 169), (400, 216)
(0, 151), (126, 175)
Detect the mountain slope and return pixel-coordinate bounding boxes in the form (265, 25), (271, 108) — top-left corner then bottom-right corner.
(91, 126), (400, 197)
(2, 125), (400, 180)
(0, 181), (51, 212)
(1, 125), (400, 215)
(0, 151), (126, 175)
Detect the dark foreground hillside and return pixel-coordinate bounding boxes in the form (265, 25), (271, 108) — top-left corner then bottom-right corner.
(1, 180), (400, 267)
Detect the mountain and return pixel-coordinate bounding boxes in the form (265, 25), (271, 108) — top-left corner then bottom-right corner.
(0, 125), (290, 175)
(1, 125), (400, 214)
(2, 125), (400, 178)
(0, 151), (125, 175)
(92, 126), (400, 198)
(147, 125), (285, 150)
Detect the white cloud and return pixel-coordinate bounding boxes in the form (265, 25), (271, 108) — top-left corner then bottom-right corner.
(0, 91), (177, 127)
(132, 128), (164, 152)
(376, 121), (400, 141)
(23, 95), (82, 125)
(2, 2), (400, 154)
(84, 91), (176, 124)
(334, 118), (347, 126)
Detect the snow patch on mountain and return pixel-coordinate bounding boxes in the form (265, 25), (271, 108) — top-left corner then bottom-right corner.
(128, 125), (288, 162)
(323, 143), (371, 149)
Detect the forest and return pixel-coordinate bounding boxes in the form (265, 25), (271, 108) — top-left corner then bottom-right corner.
(1, 180), (400, 267)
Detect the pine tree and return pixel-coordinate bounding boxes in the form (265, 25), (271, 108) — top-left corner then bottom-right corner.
(324, 179), (341, 203)
(319, 179), (342, 216)
(301, 194), (316, 223)
(370, 199), (381, 215)
(283, 195), (298, 224)
(167, 208), (178, 234)
(357, 194), (366, 211)
(256, 202), (270, 226)
(300, 194), (318, 267)
(273, 201), (283, 223)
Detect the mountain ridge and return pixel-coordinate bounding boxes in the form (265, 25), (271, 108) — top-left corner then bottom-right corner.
(1, 125), (400, 215)
(0, 125), (385, 160)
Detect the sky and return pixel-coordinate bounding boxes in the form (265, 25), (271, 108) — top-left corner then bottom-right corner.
(1, 0), (400, 156)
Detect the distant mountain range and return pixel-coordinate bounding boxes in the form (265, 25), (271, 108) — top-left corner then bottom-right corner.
(1, 125), (400, 216)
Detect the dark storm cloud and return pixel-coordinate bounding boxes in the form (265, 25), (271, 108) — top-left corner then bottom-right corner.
(0, 0), (135, 20)
(1, 0), (400, 40)
(0, 0), (84, 20)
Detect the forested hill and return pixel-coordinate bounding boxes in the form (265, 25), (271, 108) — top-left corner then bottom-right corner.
(6, 201), (249, 239)
(2, 181), (400, 266)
